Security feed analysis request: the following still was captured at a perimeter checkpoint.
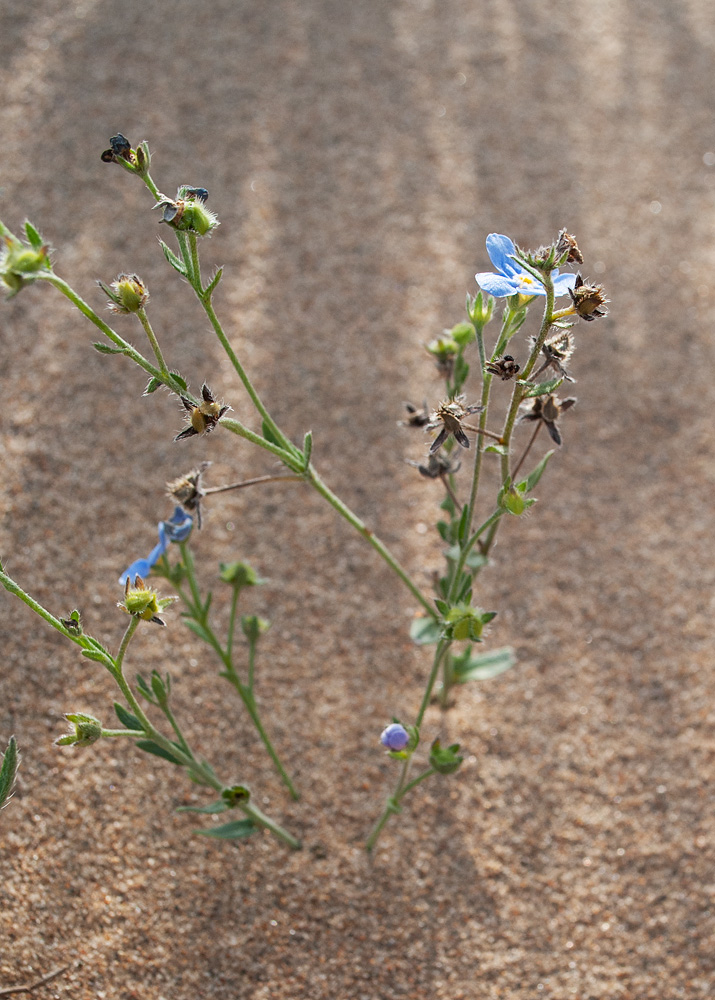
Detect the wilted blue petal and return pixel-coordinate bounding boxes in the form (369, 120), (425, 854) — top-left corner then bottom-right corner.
(162, 506), (193, 543)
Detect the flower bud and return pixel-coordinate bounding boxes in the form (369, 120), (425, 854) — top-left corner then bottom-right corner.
(56, 713), (103, 747)
(380, 723), (410, 751)
(99, 274), (149, 314)
(1, 235), (50, 297)
(118, 576), (177, 626)
(429, 738), (463, 775)
(467, 290), (495, 328)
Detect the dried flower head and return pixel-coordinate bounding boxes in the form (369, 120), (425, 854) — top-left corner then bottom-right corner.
(519, 393), (577, 446)
(531, 330), (576, 382)
(175, 383), (230, 441)
(569, 273), (608, 322)
(425, 336), (459, 379)
(166, 462), (211, 528)
(406, 451), (461, 479)
(100, 133), (132, 163)
(555, 230), (584, 265)
(485, 354), (520, 381)
(399, 401), (431, 428)
(427, 396), (482, 454)
(155, 187), (219, 236)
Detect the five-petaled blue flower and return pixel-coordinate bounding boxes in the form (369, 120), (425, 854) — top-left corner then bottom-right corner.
(119, 506), (193, 585)
(475, 234), (576, 298)
(380, 723), (410, 751)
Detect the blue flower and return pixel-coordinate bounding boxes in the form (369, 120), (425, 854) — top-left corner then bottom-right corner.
(475, 234), (576, 298)
(119, 506), (193, 585)
(380, 723), (410, 751)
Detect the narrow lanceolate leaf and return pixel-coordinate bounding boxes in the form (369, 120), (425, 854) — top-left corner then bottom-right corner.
(92, 342), (128, 355)
(522, 450), (555, 493)
(195, 819), (256, 840)
(523, 377), (563, 398)
(409, 617), (443, 646)
(159, 240), (188, 276)
(143, 376), (162, 395)
(80, 648), (114, 667)
(182, 618), (214, 645)
(134, 739), (184, 765)
(23, 220), (44, 249)
(0, 737), (19, 810)
(202, 267), (224, 299)
(114, 702), (143, 732)
(452, 647), (516, 683)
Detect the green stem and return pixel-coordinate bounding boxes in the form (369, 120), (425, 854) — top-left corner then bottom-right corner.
(365, 755), (439, 852)
(199, 296), (294, 455)
(136, 308), (170, 376)
(241, 800), (301, 850)
(247, 636), (257, 693)
(219, 417), (304, 470)
(446, 508), (504, 604)
(226, 588), (240, 659)
(101, 728), (146, 739)
(500, 275), (555, 483)
(188, 233), (202, 290)
(414, 640), (450, 729)
(222, 675), (299, 800)
(177, 544), (299, 800)
(306, 465), (436, 619)
(36, 274), (165, 383)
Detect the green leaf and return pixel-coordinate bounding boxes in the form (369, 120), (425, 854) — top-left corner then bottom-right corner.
(169, 371), (187, 392)
(134, 739), (184, 765)
(436, 520), (451, 543)
(0, 736), (19, 809)
(485, 443), (508, 456)
(261, 420), (282, 447)
(203, 266), (224, 299)
(159, 240), (188, 276)
(80, 649), (114, 667)
(143, 376), (162, 395)
(409, 617), (443, 646)
(195, 819), (256, 840)
(182, 619), (214, 645)
(135, 674), (155, 703)
(176, 799), (229, 815)
(92, 342), (128, 355)
(302, 429), (313, 466)
(23, 220), (44, 249)
(523, 377), (563, 398)
(434, 598), (449, 616)
(457, 504), (470, 545)
(452, 646), (516, 682)
(114, 702), (143, 731)
(522, 450), (555, 493)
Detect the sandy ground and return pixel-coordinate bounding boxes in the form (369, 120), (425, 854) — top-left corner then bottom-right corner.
(1, 1), (714, 997)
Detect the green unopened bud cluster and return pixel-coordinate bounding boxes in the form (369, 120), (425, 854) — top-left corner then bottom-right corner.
(98, 274), (149, 314)
(0, 221), (51, 298)
(56, 713), (103, 747)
